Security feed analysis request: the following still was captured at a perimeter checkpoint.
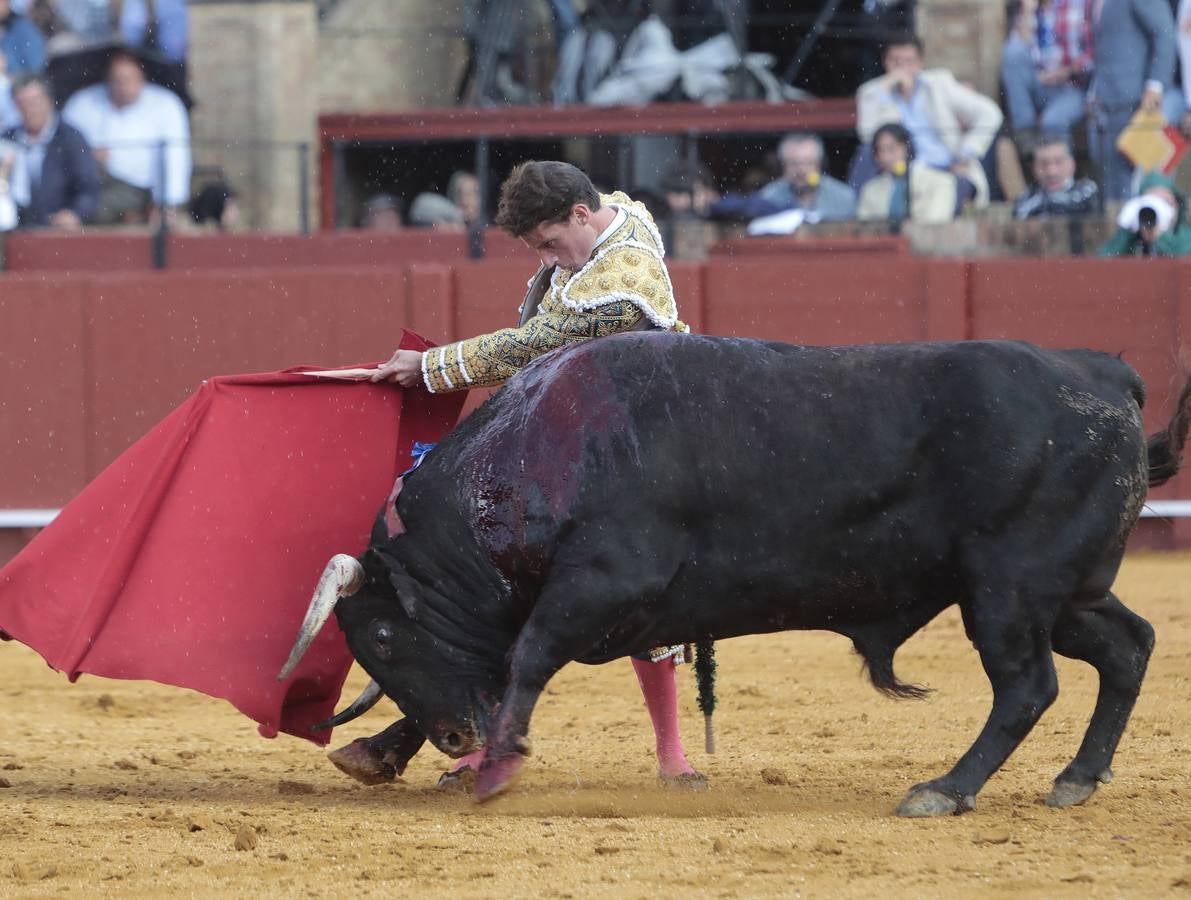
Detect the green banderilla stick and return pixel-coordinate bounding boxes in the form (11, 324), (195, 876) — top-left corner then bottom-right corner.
(694, 641), (717, 753)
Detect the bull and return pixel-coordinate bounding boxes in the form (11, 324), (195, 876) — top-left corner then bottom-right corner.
(280, 333), (1189, 814)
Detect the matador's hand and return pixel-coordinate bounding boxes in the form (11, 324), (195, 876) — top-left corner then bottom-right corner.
(370, 348), (424, 387)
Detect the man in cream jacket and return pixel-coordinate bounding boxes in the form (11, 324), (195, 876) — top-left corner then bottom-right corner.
(857, 32), (1002, 206)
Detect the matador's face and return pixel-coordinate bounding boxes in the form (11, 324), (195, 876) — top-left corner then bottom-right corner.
(522, 205), (600, 272)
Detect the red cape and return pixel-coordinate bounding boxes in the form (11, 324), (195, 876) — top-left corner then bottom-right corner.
(0, 330), (463, 744)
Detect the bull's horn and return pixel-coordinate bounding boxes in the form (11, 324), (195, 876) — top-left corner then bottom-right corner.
(310, 679), (384, 731)
(277, 554), (365, 681)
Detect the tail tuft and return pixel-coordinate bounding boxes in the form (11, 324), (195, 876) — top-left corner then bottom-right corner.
(1148, 373), (1191, 487)
(855, 644), (931, 701)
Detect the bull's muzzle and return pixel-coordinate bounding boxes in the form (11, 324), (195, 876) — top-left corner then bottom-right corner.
(432, 724), (484, 758)
(277, 554), (365, 681)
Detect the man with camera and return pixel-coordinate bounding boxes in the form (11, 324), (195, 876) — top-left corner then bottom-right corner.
(1098, 171), (1191, 256)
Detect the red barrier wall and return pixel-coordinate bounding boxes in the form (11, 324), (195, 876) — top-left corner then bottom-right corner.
(1, 252), (1186, 558)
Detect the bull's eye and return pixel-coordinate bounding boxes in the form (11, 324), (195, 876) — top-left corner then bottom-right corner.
(370, 623), (394, 658)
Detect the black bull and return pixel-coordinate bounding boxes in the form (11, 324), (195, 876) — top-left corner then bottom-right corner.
(284, 334), (1191, 814)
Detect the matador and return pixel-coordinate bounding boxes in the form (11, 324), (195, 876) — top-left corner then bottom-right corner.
(336, 160), (702, 791)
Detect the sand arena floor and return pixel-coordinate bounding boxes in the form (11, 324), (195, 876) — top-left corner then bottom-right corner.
(1, 552), (1190, 898)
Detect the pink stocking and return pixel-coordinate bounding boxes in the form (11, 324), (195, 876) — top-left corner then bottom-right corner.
(450, 748), (486, 773)
(631, 656), (695, 778)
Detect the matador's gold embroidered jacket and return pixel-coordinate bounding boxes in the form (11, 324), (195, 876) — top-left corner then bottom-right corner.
(421, 192), (687, 393)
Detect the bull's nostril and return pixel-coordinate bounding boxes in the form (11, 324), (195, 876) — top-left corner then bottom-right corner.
(445, 732), (462, 749)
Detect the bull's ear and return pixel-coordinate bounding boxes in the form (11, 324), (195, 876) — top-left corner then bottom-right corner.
(388, 571), (420, 620)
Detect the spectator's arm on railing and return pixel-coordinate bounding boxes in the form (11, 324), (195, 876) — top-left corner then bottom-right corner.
(161, 99), (192, 207)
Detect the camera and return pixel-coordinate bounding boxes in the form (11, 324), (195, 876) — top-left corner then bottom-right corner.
(1117, 194), (1175, 239)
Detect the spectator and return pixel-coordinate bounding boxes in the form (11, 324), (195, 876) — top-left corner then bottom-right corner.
(1088, 0), (1181, 201)
(447, 170), (481, 226)
(62, 48), (190, 223)
(0, 51), (19, 130)
(360, 193), (403, 230)
(1012, 134), (1099, 218)
(857, 32), (1002, 206)
(757, 132), (856, 221)
(659, 158), (720, 218)
(189, 181), (240, 231)
(409, 191), (466, 230)
(1, 72), (98, 228)
(857, 123), (958, 224)
(625, 185), (669, 225)
(1174, 0), (1191, 137)
(44, 0), (188, 62)
(458, 0), (528, 104)
(858, 0), (916, 82)
(120, 0), (189, 96)
(1001, 0), (1094, 155)
(0, 0), (45, 74)
(11, 1), (59, 38)
(1099, 170), (1191, 255)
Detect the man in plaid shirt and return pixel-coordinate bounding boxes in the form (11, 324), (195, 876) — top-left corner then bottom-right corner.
(1002, 0), (1095, 154)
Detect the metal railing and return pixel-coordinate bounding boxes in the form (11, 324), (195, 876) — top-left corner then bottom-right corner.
(6, 501), (1191, 533)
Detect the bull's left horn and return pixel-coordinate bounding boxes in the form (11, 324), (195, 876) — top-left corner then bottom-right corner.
(310, 679), (384, 731)
(277, 554), (365, 681)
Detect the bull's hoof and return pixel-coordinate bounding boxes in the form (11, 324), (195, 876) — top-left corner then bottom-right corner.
(659, 771), (709, 792)
(474, 752), (526, 803)
(436, 765), (477, 794)
(327, 739), (396, 787)
(895, 787), (975, 818)
(1046, 766), (1112, 808)
(1045, 780), (1097, 808)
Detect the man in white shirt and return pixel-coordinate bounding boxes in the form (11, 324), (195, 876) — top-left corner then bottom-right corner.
(61, 48), (190, 223)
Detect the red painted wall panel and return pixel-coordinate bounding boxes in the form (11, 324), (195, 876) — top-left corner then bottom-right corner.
(453, 261), (536, 341)
(669, 261), (705, 335)
(0, 278), (90, 504)
(78, 270), (407, 476)
(702, 257), (932, 344)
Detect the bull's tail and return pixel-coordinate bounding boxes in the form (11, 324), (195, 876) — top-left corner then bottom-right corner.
(852, 632), (931, 701)
(1148, 373), (1191, 487)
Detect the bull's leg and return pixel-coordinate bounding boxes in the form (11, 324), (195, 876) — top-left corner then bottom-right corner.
(631, 656), (705, 788)
(897, 583), (1060, 817)
(440, 658), (700, 793)
(327, 717), (426, 786)
(1047, 592), (1154, 808)
(473, 619), (568, 801)
(474, 546), (687, 802)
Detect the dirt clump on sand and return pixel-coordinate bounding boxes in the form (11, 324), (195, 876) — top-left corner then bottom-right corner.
(1, 554), (1190, 897)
